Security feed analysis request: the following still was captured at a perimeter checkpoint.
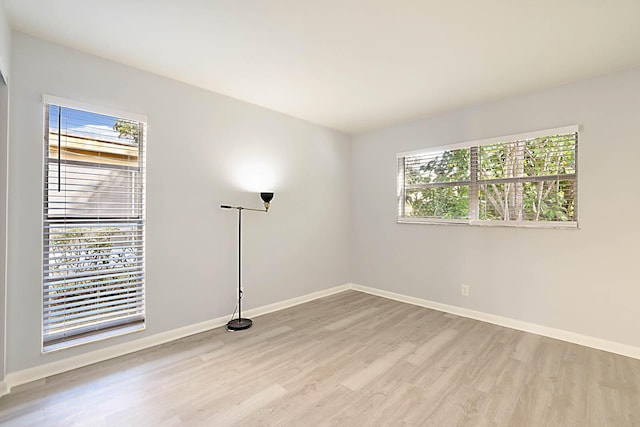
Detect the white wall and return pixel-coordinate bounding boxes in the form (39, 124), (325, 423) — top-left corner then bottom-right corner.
(352, 67), (640, 349)
(0, 1), (11, 390)
(6, 32), (351, 373)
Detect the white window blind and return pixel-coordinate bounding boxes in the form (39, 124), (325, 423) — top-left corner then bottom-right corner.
(43, 100), (146, 350)
(398, 126), (578, 227)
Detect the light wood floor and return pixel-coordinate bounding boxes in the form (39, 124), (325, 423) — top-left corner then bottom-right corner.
(1, 290), (639, 426)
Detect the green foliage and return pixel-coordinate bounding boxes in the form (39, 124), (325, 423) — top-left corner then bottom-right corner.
(406, 187), (469, 219)
(113, 119), (140, 144)
(405, 149), (470, 185)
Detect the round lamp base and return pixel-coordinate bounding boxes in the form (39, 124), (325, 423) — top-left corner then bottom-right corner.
(226, 318), (253, 331)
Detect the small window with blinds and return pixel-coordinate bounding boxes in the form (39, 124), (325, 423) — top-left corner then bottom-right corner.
(43, 97), (146, 351)
(397, 126), (578, 228)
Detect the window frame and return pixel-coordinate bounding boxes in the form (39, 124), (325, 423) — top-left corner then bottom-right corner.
(397, 125), (579, 229)
(41, 95), (148, 352)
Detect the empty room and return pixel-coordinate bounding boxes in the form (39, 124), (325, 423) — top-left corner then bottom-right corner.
(0, 0), (639, 425)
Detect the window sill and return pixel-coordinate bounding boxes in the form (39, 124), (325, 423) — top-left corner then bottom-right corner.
(397, 218), (579, 229)
(42, 322), (146, 354)
(397, 218), (468, 226)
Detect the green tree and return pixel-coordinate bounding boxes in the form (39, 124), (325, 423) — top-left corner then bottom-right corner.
(113, 119), (140, 144)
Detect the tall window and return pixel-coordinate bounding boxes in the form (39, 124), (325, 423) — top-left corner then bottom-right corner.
(43, 97), (146, 351)
(398, 126), (578, 227)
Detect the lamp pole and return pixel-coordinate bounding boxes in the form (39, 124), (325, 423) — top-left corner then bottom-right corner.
(237, 207), (243, 328)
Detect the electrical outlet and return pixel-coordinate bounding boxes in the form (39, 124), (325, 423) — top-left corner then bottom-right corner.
(461, 284), (470, 297)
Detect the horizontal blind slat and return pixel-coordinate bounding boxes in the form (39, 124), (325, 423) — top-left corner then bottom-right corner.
(44, 289), (144, 310)
(44, 279), (144, 297)
(43, 261), (144, 276)
(43, 303), (144, 328)
(44, 295), (144, 319)
(44, 239), (143, 249)
(44, 266), (144, 286)
(43, 307), (145, 330)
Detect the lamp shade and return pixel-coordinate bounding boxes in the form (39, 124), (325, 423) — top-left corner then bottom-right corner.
(260, 192), (274, 203)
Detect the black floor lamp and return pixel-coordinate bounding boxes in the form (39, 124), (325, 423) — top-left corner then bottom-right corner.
(220, 192), (274, 331)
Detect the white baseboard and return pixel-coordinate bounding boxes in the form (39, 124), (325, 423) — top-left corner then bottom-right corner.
(351, 283), (640, 360)
(5, 315), (228, 393)
(244, 283), (351, 319)
(3, 283), (351, 394)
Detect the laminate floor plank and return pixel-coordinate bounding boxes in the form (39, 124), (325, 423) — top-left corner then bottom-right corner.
(1, 290), (639, 426)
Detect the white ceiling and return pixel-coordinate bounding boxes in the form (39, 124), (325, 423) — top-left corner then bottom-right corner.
(4, 0), (640, 135)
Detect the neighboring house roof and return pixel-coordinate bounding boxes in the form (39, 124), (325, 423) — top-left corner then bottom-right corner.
(49, 131), (139, 167)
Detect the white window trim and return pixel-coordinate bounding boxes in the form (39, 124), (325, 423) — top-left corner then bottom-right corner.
(396, 218), (578, 229)
(397, 125), (580, 229)
(42, 323), (146, 354)
(397, 125), (579, 158)
(42, 94), (147, 124)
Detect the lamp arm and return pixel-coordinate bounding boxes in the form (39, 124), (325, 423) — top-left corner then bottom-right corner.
(220, 192), (273, 213)
(220, 205), (269, 212)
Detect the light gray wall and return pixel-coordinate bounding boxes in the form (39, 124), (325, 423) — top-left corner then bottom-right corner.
(0, 81), (8, 387)
(0, 2), (11, 386)
(0, 3), (9, 79)
(7, 32), (351, 373)
(352, 67), (640, 349)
